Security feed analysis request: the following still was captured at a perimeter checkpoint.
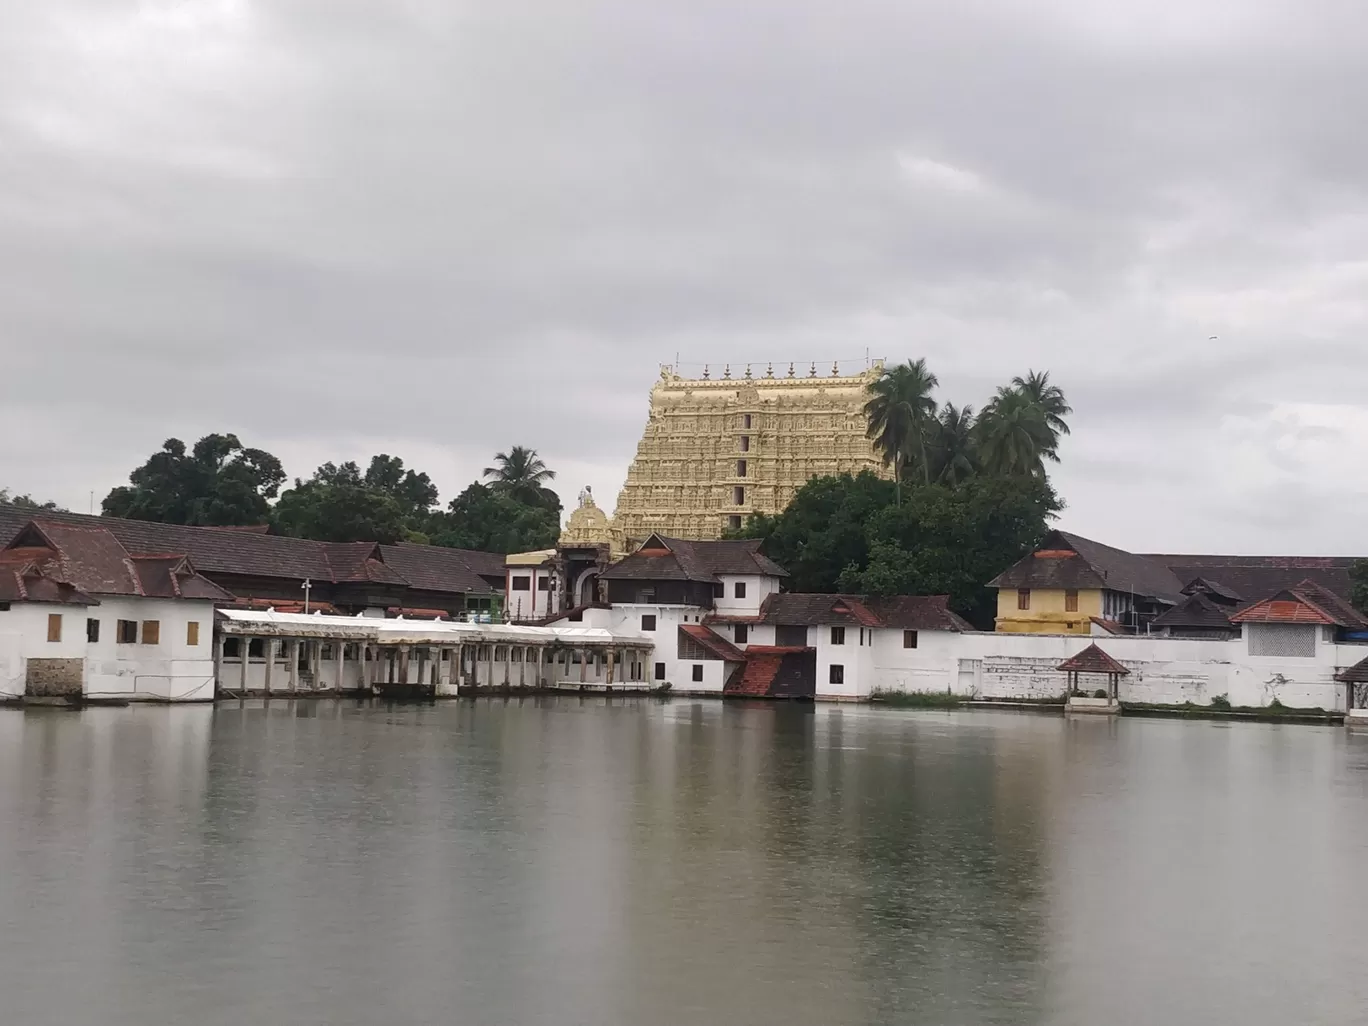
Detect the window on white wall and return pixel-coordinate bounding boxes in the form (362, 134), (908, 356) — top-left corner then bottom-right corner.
(830, 626), (845, 645)
(641, 614), (657, 631)
(1248, 623), (1316, 658)
(734, 582), (747, 599)
(735, 624), (748, 644)
(692, 664), (704, 682)
(903, 630), (918, 649)
(829, 664), (844, 684)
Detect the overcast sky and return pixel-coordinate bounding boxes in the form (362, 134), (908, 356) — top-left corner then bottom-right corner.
(3, 0), (1368, 553)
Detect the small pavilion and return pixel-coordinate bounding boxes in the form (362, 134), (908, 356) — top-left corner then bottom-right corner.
(1058, 643), (1130, 701)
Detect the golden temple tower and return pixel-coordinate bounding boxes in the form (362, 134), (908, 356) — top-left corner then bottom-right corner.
(609, 361), (890, 543)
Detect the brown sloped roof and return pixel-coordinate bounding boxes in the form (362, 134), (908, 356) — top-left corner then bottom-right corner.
(128, 555), (236, 602)
(0, 549), (97, 606)
(1148, 554), (1358, 609)
(989, 530), (1184, 604)
(1057, 644), (1129, 675)
(679, 623), (746, 662)
(602, 535), (788, 583)
(1335, 656), (1368, 683)
(757, 593), (973, 631)
(0, 507), (497, 589)
(1230, 581), (1365, 628)
(0, 520), (233, 603)
(863, 595), (976, 632)
(1152, 593), (1235, 630)
(321, 542), (408, 586)
(1179, 577), (1243, 604)
(378, 544), (497, 594)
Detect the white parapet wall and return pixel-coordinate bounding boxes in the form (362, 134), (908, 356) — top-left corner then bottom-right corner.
(864, 628), (1357, 711)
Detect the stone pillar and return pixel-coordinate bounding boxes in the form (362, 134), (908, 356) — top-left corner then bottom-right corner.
(605, 647), (615, 687)
(239, 636), (249, 692)
(579, 648), (587, 683)
(398, 645), (410, 686)
(214, 633), (225, 693)
(337, 643), (346, 691)
(288, 639), (300, 691)
(263, 639), (274, 694)
(503, 647), (511, 687)
(310, 642), (321, 691)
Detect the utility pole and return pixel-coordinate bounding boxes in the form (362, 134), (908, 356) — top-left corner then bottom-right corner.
(301, 578), (312, 615)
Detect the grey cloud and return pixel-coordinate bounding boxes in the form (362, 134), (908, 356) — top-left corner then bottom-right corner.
(3, 0), (1368, 552)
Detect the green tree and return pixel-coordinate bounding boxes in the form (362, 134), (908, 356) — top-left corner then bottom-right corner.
(483, 446), (558, 509)
(974, 387), (1054, 478)
(863, 358), (940, 499)
(429, 483), (561, 553)
(271, 462), (405, 544)
(927, 402), (978, 485)
(735, 471), (896, 592)
(271, 455), (440, 544)
(363, 455), (439, 519)
(744, 472), (1060, 628)
(1012, 369), (1072, 460)
(1350, 560), (1368, 615)
(0, 488), (62, 511)
(102, 434), (285, 526)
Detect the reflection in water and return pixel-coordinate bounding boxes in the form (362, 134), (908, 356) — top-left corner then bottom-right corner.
(0, 700), (1366, 1025)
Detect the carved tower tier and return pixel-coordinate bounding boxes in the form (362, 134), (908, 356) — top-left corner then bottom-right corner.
(610, 361), (890, 544)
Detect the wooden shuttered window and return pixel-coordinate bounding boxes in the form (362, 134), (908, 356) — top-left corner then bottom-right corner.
(47, 614), (62, 642)
(186, 621), (200, 646)
(141, 620), (160, 645)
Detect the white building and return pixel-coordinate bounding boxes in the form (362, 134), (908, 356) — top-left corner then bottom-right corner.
(0, 518), (232, 702)
(215, 608), (654, 695)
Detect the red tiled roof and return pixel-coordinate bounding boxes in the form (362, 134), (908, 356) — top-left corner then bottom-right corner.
(1230, 581), (1365, 628)
(724, 647), (814, 697)
(1057, 643), (1129, 675)
(679, 623), (746, 662)
(222, 597), (342, 615)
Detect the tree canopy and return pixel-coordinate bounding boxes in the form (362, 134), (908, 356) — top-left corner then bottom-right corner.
(102, 435), (563, 553)
(734, 362), (1071, 627)
(483, 446), (558, 509)
(102, 434), (285, 526)
(865, 362), (1071, 485)
(427, 482), (561, 553)
(0, 488), (62, 511)
(732, 471), (1061, 629)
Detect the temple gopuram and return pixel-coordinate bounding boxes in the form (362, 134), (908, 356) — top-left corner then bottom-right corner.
(601, 361), (890, 544)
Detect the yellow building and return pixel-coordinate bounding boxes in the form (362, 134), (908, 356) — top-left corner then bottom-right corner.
(609, 362), (889, 544)
(987, 530), (1183, 635)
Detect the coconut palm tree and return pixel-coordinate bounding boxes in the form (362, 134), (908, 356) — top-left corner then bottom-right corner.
(975, 387), (1054, 478)
(863, 358), (939, 501)
(928, 402), (978, 485)
(483, 446), (557, 508)
(1011, 369), (1071, 461)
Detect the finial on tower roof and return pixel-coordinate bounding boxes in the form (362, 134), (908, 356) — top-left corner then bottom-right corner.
(809, 362), (817, 377)
(702, 363), (709, 379)
(831, 361), (840, 376)
(787, 362), (795, 378)
(745, 364), (752, 379)
(765, 362), (774, 378)
(723, 363), (731, 379)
